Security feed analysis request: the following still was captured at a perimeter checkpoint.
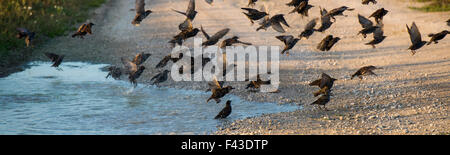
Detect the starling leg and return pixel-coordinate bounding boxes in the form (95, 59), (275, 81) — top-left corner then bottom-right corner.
(323, 105), (329, 111)
(371, 44), (376, 49)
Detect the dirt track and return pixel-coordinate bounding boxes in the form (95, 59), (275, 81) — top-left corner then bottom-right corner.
(27, 0), (449, 135)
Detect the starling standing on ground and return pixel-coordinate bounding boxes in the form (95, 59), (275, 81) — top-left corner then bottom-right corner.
(16, 28), (35, 47)
(241, 8), (269, 24)
(150, 70), (170, 85)
(215, 100), (232, 119)
(369, 8), (388, 24)
(72, 23), (94, 39)
(365, 26), (386, 48)
(406, 22), (427, 55)
(326, 6), (355, 21)
(351, 65), (382, 80)
(257, 14), (290, 33)
(317, 35), (340, 51)
(106, 66), (122, 80)
(316, 7), (334, 32)
(276, 35), (300, 55)
(357, 14), (379, 38)
(248, 0), (258, 7)
(207, 76), (234, 103)
(201, 26), (230, 47)
(44, 53), (65, 69)
(311, 94), (331, 111)
(156, 53), (184, 68)
(299, 18), (318, 39)
(289, 1), (314, 18)
(132, 0), (152, 26)
(362, 0), (377, 5)
(309, 73), (337, 97)
(427, 30), (449, 45)
(121, 57), (146, 87)
(172, 0), (197, 21)
(219, 36), (252, 49)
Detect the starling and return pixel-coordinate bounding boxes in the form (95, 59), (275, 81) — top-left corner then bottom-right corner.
(257, 14), (290, 33)
(215, 100), (232, 119)
(106, 66), (122, 80)
(205, 0), (213, 5)
(289, 1), (314, 18)
(207, 80), (225, 92)
(406, 22), (427, 55)
(121, 57), (146, 87)
(276, 35), (300, 55)
(72, 23), (94, 39)
(447, 19), (450, 26)
(286, 0), (307, 7)
(362, 0), (377, 5)
(241, 8), (269, 24)
(299, 18), (318, 40)
(156, 53), (184, 68)
(219, 36), (252, 49)
(207, 76), (234, 103)
(365, 26), (386, 48)
(16, 28), (35, 47)
(172, 0), (197, 21)
(132, 52), (151, 66)
(357, 14), (379, 38)
(248, 0), (258, 7)
(326, 6), (355, 21)
(351, 65), (382, 80)
(201, 26), (230, 47)
(150, 70), (170, 85)
(44, 53), (65, 69)
(245, 74), (271, 90)
(317, 35), (340, 51)
(170, 19), (200, 46)
(132, 0), (152, 26)
(311, 94), (331, 111)
(427, 30), (449, 45)
(369, 8), (388, 24)
(309, 73), (337, 97)
(316, 7), (334, 32)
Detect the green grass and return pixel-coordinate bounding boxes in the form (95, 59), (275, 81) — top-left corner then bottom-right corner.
(410, 0), (450, 12)
(0, 0), (106, 56)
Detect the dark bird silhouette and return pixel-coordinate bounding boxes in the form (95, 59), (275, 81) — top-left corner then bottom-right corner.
(207, 76), (234, 103)
(362, 0), (377, 5)
(245, 74), (271, 90)
(248, 0), (258, 7)
(106, 66), (122, 80)
(311, 94), (331, 111)
(316, 7), (334, 32)
(169, 19), (200, 46)
(326, 6), (355, 21)
(16, 28), (35, 47)
(44, 53), (65, 69)
(369, 8), (388, 24)
(132, 0), (152, 26)
(276, 35), (300, 55)
(289, 1), (314, 17)
(366, 26), (386, 48)
(215, 100), (232, 119)
(309, 73), (337, 97)
(351, 65), (382, 80)
(205, 0), (213, 5)
(357, 14), (379, 38)
(447, 19), (450, 26)
(132, 52), (151, 66)
(406, 22), (427, 55)
(156, 53), (184, 68)
(286, 0), (307, 7)
(257, 14), (290, 33)
(72, 23), (94, 39)
(427, 30), (449, 45)
(201, 26), (230, 47)
(122, 57), (146, 87)
(150, 70), (170, 85)
(219, 36), (252, 49)
(241, 8), (269, 24)
(172, 0), (197, 21)
(299, 18), (318, 39)
(317, 35), (340, 51)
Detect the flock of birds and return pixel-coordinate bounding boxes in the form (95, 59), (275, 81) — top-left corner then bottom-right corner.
(13, 0), (450, 119)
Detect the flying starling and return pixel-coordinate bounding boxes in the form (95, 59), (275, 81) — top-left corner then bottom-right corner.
(241, 8), (268, 24)
(299, 18), (318, 40)
(172, 0), (197, 21)
(427, 30), (449, 45)
(215, 100), (232, 119)
(311, 94), (331, 111)
(44, 53), (65, 69)
(121, 57), (146, 87)
(219, 36), (252, 49)
(309, 73), (337, 97)
(286, 0), (308, 7)
(406, 22), (427, 55)
(362, 0), (377, 5)
(16, 28), (35, 47)
(257, 14), (290, 33)
(156, 53), (184, 68)
(106, 66), (122, 80)
(201, 26), (230, 47)
(317, 35), (340, 51)
(169, 19), (200, 46)
(72, 23), (94, 39)
(248, 0), (258, 7)
(369, 8), (388, 24)
(289, 1), (314, 18)
(132, 0), (152, 26)
(150, 70), (170, 86)
(207, 76), (234, 103)
(351, 65), (382, 80)
(357, 14), (380, 38)
(316, 7), (334, 32)
(326, 6), (355, 21)
(276, 35), (300, 55)
(365, 26), (386, 48)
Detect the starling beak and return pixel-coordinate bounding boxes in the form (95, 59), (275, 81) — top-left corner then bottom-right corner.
(326, 6), (355, 21)
(172, 0), (197, 21)
(311, 94), (331, 111)
(365, 26), (386, 48)
(276, 35), (300, 55)
(215, 100), (232, 119)
(299, 18), (318, 39)
(241, 8), (268, 24)
(16, 28), (35, 47)
(257, 14), (290, 33)
(427, 30), (449, 45)
(150, 70), (170, 86)
(351, 65), (382, 80)
(72, 23), (94, 38)
(406, 22), (427, 55)
(156, 53), (184, 68)
(219, 36), (252, 49)
(369, 8), (388, 24)
(207, 76), (234, 104)
(317, 35), (340, 51)
(106, 66), (123, 80)
(44, 53), (64, 69)
(248, 0), (258, 7)
(310, 73), (337, 97)
(132, 0), (152, 26)
(201, 26), (230, 47)
(289, 1), (314, 18)
(362, 0), (377, 5)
